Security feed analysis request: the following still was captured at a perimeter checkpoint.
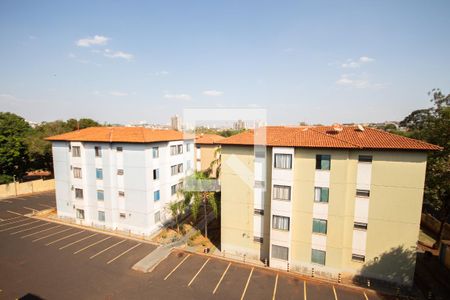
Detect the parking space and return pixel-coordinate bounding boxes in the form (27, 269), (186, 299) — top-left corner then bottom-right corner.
(145, 250), (389, 300)
(0, 192), (401, 299)
(0, 191), (56, 220)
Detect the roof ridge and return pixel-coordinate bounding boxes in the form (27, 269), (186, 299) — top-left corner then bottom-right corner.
(308, 127), (361, 148)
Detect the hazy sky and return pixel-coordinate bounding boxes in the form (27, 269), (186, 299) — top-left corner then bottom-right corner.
(1, 1), (449, 125)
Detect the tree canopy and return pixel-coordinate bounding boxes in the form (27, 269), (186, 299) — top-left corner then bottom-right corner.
(0, 112), (101, 183)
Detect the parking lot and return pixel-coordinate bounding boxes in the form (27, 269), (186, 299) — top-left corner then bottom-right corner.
(0, 192), (396, 299)
(0, 190), (56, 220)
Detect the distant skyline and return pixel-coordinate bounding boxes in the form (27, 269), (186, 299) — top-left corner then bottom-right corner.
(1, 1), (449, 125)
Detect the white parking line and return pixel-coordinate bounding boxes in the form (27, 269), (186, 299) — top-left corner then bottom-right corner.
(6, 210), (24, 216)
(89, 239), (126, 259)
(333, 285), (338, 300)
(0, 200), (12, 203)
(363, 292), (369, 300)
(21, 225), (62, 238)
(38, 204), (54, 208)
(107, 243), (141, 264)
(213, 262), (231, 294)
(304, 281), (307, 300)
(73, 236), (111, 254)
(164, 254), (191, 280)
(32, 227), (72, 242)
(45, 230), (85, 246)
(272, 274), (279, 300)
(188, 258), (210, 287)
(10, 222), (51, 235)
(23, 206), (41, 212)
(0, 216), (23, 224)
(240, 267), (254, 300)
(0, 220), (40, 232)
(0, 217), (28, 227)
(59, 233), (98, 250)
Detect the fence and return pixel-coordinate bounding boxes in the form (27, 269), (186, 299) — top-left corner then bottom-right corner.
(421, 213), (450, 241)
(0, 178), (55, 198)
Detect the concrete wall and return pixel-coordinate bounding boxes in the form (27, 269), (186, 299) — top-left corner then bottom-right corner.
(0, 178), (55, 198)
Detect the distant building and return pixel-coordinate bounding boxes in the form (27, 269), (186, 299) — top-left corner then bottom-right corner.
(46, 127), (194, 236)
(233, 119), (246, 130)
(171, 115), (182, 131)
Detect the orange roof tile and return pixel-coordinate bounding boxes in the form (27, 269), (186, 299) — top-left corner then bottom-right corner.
(45, 127), (192, 143)
(219, 126), (442, 151)
(195, 134), (225, 144)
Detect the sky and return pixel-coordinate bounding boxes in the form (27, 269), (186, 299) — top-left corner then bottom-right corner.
(0, 0), (449, 126)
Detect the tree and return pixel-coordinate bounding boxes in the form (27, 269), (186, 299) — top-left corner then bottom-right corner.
(401, 89), (450, 248)
(0, 112), (31, 183)
(204, 147), (221, 178)
(180, 171), (219, 239)
(168, 200), (187, 234)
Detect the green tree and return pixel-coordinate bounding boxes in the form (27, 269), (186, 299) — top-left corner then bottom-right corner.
(401, 89), (450, 247)
(168, 200), (187, 234)
(180, 171), (219, 239)
(0, 112), (31, 183)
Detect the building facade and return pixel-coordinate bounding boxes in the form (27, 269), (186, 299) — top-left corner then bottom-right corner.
(47, 127), (194, 235)
(219, 125), (440, 286)
(195, 134), (224, 177)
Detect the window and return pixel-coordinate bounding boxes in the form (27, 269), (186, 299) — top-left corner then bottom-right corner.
(171, 164), (184, 176)
(273, 185), (291, 201)
(98, 211), (105, 222)
(272, 245), (289, 260)
(97, 190), (104, 201)
(72, 146), (81, 157)
(73, 167), (82, 179)
(171, 184), (177, 195)
(311, 249), (326, 265)
(170, 145), (177, 155)
(356, 189), (370, 197)
(171, 165), (177, 176)
(354, 222), (368, 230)
(95, 146), (102, 157)
(154, 190), (160, 201)
(75, 188), (83, 199)
(96, 168), (103, 180)
(117, 169), (124, 175)
(314, 187), (329, 203)
(186, 143), (191, 152)
(274, 154), (292, 169)
(254, 181), (265, 188)
(358, 155), (372, 163)
(316, 155), (331, 170)
(254, 209), (264, 215)
(119, 213), (126, 219)
(254, 236), (263, 243)
(76, 209), (85, 219)
(272, 215), (290, 231)
(117, 147), (123, 152)
(312, 219), (327, 234)
(152, 147), (159, 158)
(118, 191), (125, 197)
(154, 211), (161, 223)
(352, 254), (365, 262)
(153, 169), (159, 180)
(177, 144), (183, 154)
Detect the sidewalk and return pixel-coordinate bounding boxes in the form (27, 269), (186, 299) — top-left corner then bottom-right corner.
(133, 210), (216, 272)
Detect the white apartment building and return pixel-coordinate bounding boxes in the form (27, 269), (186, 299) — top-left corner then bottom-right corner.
(46, 127), (194, 235)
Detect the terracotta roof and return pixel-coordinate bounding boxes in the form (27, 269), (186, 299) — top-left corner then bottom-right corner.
(218, 126), (442, 151)
(195, 134), (225, 144)
(45, 127), (193, 143)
